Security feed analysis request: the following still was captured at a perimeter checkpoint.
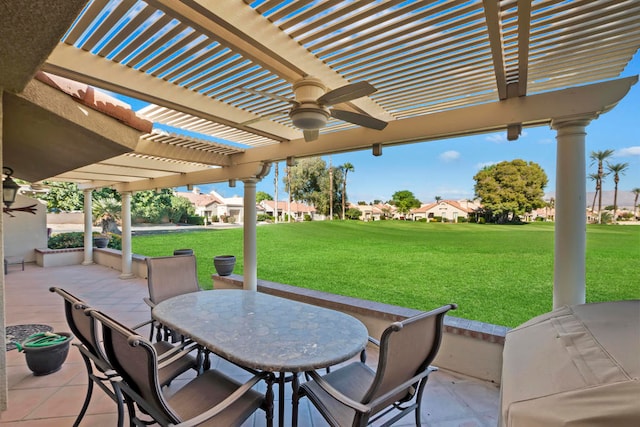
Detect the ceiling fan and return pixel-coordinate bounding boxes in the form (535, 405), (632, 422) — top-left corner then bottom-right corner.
(239, 77), (388, 142)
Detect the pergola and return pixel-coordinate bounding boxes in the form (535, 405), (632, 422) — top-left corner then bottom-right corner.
(1, 0), (639, 410)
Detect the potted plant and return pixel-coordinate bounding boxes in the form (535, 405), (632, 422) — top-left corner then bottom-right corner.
(213, 255), (236, 276)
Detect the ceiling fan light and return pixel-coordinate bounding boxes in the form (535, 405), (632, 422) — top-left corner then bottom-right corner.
(290, 108), (329, 130)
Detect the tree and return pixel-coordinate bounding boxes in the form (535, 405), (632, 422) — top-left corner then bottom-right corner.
(341, 162), (354, 220)
(435, 195), (442, 202)
(588, 173), (600, 214)
(93, 197), (122, 234)
(632, 187), (640, 219)
(391, 190), (421, 216)
(606, 162), (629, 221)
(168, 195), (195, 223)
(590, 149), (614, 224)
(132, 190), (173, 223)
(35, 182), (83, 212)
(286, 157), (344, 217)
(345, 207), (363, 220)
(256, 191), (273, 203)
(473, 159), (548, 223)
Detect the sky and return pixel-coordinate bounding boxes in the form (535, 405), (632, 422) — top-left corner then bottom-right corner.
(127, 53), (639, 205)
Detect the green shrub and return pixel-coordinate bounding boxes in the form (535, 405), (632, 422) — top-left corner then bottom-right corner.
(458, 217), (468, 223)
(108, 233), (122, 250)
(257, 213), (273, 222)
(304, 214), (312, 221)
(47, 231), (122, 250)
(185, 216), (204, 225)
(417, 218), (427, 223)
(48, 232), (85, 249)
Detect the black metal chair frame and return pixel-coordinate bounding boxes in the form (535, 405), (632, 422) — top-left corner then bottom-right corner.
(90, 308), (275, 427)
(299, 304), (457, 427)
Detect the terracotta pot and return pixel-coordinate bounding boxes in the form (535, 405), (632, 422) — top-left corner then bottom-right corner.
(213, 255), (236, 276)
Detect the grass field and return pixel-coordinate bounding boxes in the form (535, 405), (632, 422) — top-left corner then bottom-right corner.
(132, 221), (640, 327)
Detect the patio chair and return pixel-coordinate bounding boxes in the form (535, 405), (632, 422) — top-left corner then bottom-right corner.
(298, 303), (457, 427)
(145, 255), (201, 342)
(49, 287), (199, 427)
(89, 308), (274, 427)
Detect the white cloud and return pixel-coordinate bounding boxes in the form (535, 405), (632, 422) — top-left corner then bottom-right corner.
(475, 161), (498, 170)
(485, 133), (507, 143)
(615, 146), (640, 157)
(439, 150), (460, 161)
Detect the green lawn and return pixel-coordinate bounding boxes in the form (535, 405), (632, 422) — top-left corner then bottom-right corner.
(132, 221), (640, 327)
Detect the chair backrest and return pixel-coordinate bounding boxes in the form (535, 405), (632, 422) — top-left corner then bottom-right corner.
(89, 308), (179, 424)
(362, 304), (456, 407)
(146, 255), (200, 304)
(49, 287), (107, 367)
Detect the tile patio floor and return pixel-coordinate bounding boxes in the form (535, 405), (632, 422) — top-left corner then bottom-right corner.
(2, 263), (500, 426)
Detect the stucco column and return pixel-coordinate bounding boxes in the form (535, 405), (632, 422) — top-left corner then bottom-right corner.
(119, 191), (134, 279)
(551, 118), (591, 308)
(82, 189), (93, 265)
(0, 89), (7, 411)
(243, 179), (257, 291)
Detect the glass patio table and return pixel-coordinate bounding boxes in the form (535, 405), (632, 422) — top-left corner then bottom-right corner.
(152, 289), (369, 426)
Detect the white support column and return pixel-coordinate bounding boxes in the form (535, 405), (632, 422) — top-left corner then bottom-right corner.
(551, 118), (591, 308)
(243, 179), (257, 291)
(82, 189), (93, 265)
(119, 191), (134, 279)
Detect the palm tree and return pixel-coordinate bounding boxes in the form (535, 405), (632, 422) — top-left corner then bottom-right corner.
(93, 197), (122, 235)
(606, 162), (629, 221)
(341, 162), (354, 220)
(632, 187), (640, 219)
(590, 149), (614, 224)
(435, 195), (442, 203)
(588, 173), (600, 214)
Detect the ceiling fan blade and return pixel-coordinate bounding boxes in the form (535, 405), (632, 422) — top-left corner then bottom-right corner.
(317, 81), (377, 106)
(303, 129), (319, 142)
(330, 109), (388, 130)
(236, 87), (297, 105)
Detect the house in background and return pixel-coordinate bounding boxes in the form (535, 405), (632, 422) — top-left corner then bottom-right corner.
(260, 200), (320, 221)
(411, 200), (476, 222)
(175, 188), (244, 223)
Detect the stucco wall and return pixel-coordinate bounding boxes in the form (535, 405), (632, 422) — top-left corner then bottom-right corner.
(3, 194), (47, 262)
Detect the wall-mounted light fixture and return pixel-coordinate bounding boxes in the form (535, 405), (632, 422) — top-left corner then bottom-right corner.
(3, 167), (19, 208)
(372, 143), (383, 157)
(3, 167), (37, 216)
(228, 179), (236, 188)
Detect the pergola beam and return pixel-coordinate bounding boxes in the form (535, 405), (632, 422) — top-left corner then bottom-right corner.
(44, 44), (298, 141)
(148, 0), (393, 121)
(233, 77), (638, 164)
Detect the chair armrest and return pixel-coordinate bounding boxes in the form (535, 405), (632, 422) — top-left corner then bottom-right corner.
(143, 297), (156, 308)
(367, 336), (380, 347)
(173, 371), (273, 427)
(303, 370), (371, 414)
(130, 319), (153, 331)
(157, 342), (200, 369)
(367, 366), (438, 409)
